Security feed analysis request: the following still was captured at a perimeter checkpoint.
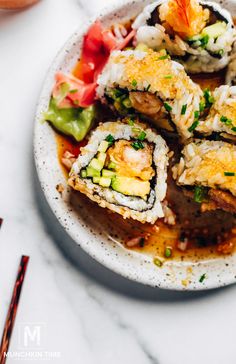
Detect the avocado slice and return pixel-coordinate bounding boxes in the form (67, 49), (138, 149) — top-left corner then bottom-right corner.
(111, 176), (150, 198)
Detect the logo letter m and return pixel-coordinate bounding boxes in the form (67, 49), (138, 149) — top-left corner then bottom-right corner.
(24, 325), (41, 347)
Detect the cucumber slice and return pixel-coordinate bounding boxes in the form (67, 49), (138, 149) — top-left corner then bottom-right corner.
(80, 169), (87, 178)
(98, 177), (112, 187)
(89, 158), (104, 171)
(86, 166), (100, 177)
(93, 176), (101, 184)
(97, 152), (106, 165)
(102, 169), (116, 178)
(98, 140), (109, 153)
(108, 162), (117, 170)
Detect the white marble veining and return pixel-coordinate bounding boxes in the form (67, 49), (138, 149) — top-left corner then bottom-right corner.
(1, 0), (236, 363)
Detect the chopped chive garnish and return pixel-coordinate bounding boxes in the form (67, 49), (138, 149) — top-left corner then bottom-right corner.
(203, 88), (215, 108)
(153, 257), (163, 267)
(69, 89), (77, 94)
(105, 134), (115, 146)
(193, 186), (208, 203)
(224, 172), (235, 176)
(164, 102), (172, 112)
(158, 55), (169, 60)
(220, 115), (228, 122)
(164, 247), (172, 258)
(131, 79), (137, 87)
(194, 110), (199, 121)
(131, 140), (144, 150)
(128, 118), (134, 126)
(137, 131), (146, 141)
(188, 120), (199, 132)
(220, 115), (236, 132)
(199, 101), (205, 112)
(200, 34), (209, 47)
(163, 74), (173, 79)
(181, 104), (187, 115)
(145, 84), (151, 91)
(199, 273), (206, 283)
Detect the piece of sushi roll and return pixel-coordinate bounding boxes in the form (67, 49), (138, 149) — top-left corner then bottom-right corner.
(196, 85), (236, 140)
(96, 48), (203, 140)
(132, 0), (236, 73)
(172, 140), (236, 213)
(226, 43), (236, 86)
(68, 120), (175, 224)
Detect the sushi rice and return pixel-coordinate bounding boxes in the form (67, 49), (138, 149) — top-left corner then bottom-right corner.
(172, 139), (236, 196)
(68, 120), (174, 224)
(196, 85), (236, 137)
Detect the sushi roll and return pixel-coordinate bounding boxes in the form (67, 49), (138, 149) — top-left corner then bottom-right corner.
(132, 0), (236, 73)
(196, 85), (236, 139)
(68, 119), (175, 224)
(96, 48), (203, 140)
(172, 140), (236, 213)
(226, 42), (236, 86)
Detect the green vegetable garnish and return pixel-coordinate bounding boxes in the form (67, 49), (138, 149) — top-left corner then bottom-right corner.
(194, 110), (199, 121)
(153, 257), (163, 267)
(105, 134), (115, 146)
(164, 102), (172, 112)
(199, 273), (206, 283)
(199, 101), (205, 112)
(137, 131), (146, 141)
(194, 186), (208, 203)
(200, 34), (209, 47)
(231, 127), (236, 132)
(203, 89), (215, 108)
(128, 118), (134, 126)
(220, 115), (232, 126)
(163, 74), (173, 79)
(131, 79), (137, 88)
(158, 54), (169, 60)
(181, 104), (187, 115)
(44, 98), (95, 142)
(188, 120), (199, 132)
(69, 89), (78, 94)
(224, 172), (235, 176)
(164, 247), (172, 258)
(131, 140), (144, 150)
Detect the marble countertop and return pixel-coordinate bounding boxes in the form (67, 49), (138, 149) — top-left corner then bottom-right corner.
(1, 0), (236, 363)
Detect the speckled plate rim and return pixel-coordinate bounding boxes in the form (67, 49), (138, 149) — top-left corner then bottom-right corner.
(34, 0), (236, 291)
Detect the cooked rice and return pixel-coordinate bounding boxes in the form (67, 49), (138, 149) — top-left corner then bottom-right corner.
(172, 140), (236, 196)
(197, 85), (236, 136)
(69, 121), (174, 224)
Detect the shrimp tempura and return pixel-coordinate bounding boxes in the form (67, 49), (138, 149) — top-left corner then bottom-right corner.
(159, 0), (210, 38)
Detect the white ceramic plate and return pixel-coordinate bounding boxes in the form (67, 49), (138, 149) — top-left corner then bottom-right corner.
(34, 0), (236, 290)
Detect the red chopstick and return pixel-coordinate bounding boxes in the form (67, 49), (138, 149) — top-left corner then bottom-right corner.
(0, 255), (30, 364)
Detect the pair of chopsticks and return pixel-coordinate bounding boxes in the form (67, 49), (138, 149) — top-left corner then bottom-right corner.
(0, 255), (30, 364)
